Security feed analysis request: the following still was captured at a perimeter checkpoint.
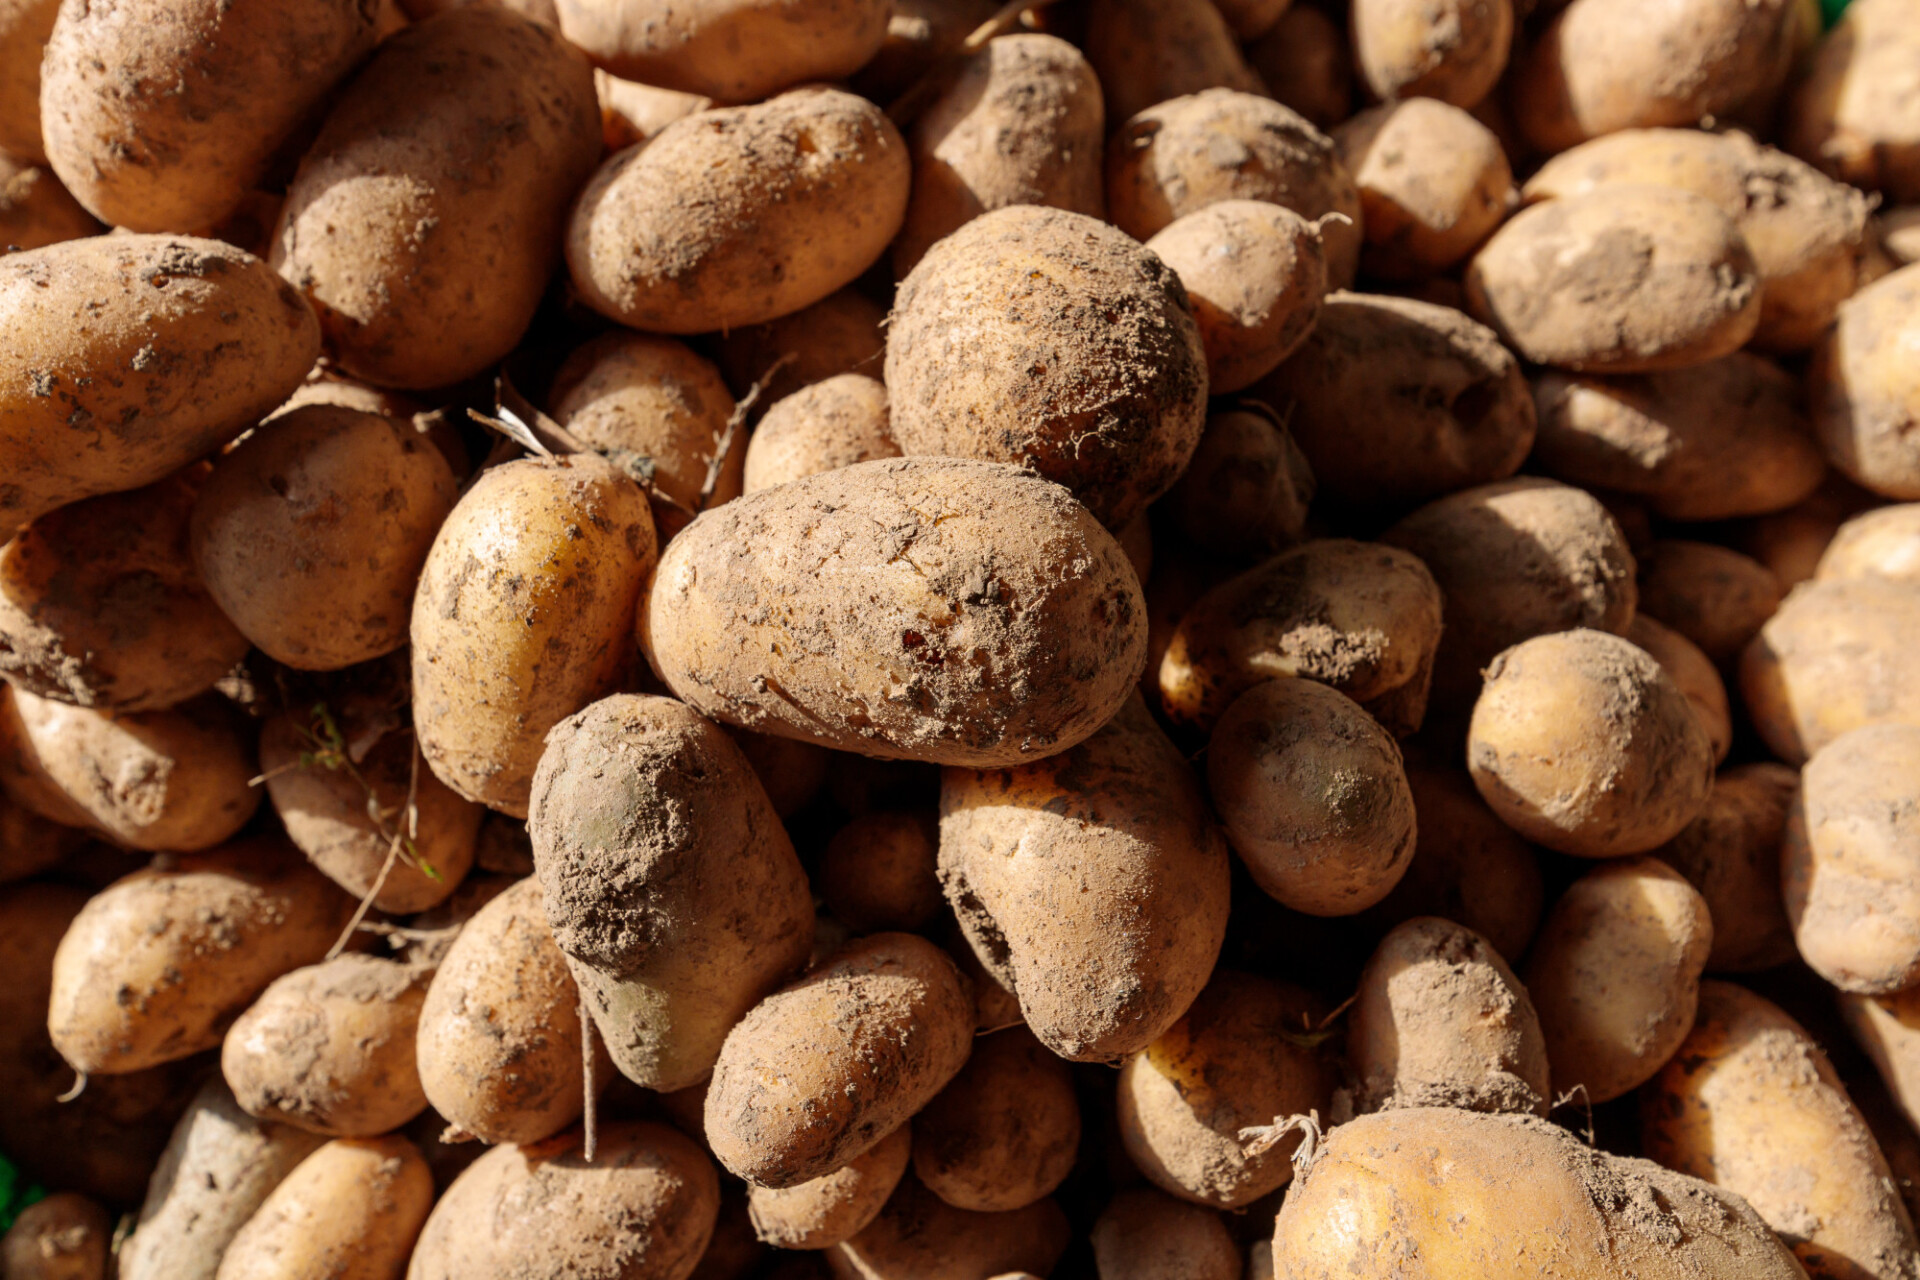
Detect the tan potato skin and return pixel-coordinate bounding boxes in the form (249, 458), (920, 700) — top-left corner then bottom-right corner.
(748, 1124), (912, 1251)
(1092, 1190), (1238, 1280)
(1162, 407), (1314, 563)
(1787, 0), (1920, 204)
(1272, 1108), (1808, 1280)
(1740, 577), (1920, 765)
(1637, 540), (1782, 663)
(828, 1176), (1070, 1280)
(411, 453), (657, 818)
(1351, 0), (1513, 108)
(0, 234), (320, 529)
(215, 1136), (433, 1280)
(1117, 971), (1332, 1209)
(1651, 763), (1798, 974)
(1629, 615), (1732, 765)
(1245, 6), (1352, 130)
(1, 1192), (110, 1280)
(1818, 506), (1920, 585)
(1844, 987), (1920, 1137)
(1332, 100), (1513, 280)
(0, 0), (59, 162)
(851, 0), (1000, 101)
(554, 0), (890, 101)
(911, 1026), (1079, 1213)
(569, 88), (908, 335)
(0, 790), (87, 884)
(0, 154), (100, 250)
(714, 288), (887, 414)
(643, 458), (1146, 768)
(744, 375), (897, 496)
(1811, 263), (1920, 499)
(1082, 0), (1265, 127)
(819, 810), (942, 935)
(596, 71), (710, 152)
(1643, 982), (1920, 1280)
(274, 7), (601, 390)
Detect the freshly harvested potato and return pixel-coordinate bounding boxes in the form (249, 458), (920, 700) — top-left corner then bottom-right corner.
(1, 1192), (110, 1280)
(0, 788), (88, 884)
(1351, 0), (1512, 108)
(1627, 615), (1732, 765)
(744, 375), (896, 495)
(1653, 764), (1798, 973)
(1810, 263), (1920, 498)
(1117, 971), (1332, 1209)
(1743, 478), (1878, 591)
(1253, 294), (1534, 512)
(1211, 0), (1289, 40)
(415, 876), (611, 1145)
(529, 694), (814, 1091)
(1818, 505), (1920, 585)
(221, 954), (430, 1138)
(409, 1122), (719, 1280)
(412, 453), (657, 818)
(596, 71), (710, 151)
(938, 695), (1231, 1062)
(0, 0), (58, 162)
(1106, 91), (1362, 286)
(1787, 0), (1920, 203)
(729, 728), (831, 820)
(1636, 541), (1781, 663)
(1161, 407), (1314, 563)
(274, 7), (600, 389)
(828, 1175), (1070, 1280)
(1643, 981), (1920, 1280)
(1466, 186), (1761, 373)
(912, 1027), (1079, 1213)
(1529, 354), (1825, 521)
(893, 34), (1105, 277)
(570, 88), (908, 335)
(1245, 6), (1352, 130)
(1210, 678), (1417, 916)
(1091, 1189), (1239, 1280)
(819, 811), (942, 935)
(1332, 100), (1513, 279)
(1082, 0), (1265, 126)
(1844, 988), (1920, 1138)
(0, 234), (319, 529)
(887, 206), (1206, 530)
(215, 1136), (433, 1280)
(748, 1124), (912, 1251)
(1523, 857), (1711, 1103)
(1272, 1107), (1807, 1279)
(643, 458), (1146, 767)
(852, 0), (1000, 101)
(1144, 201), (1328, 394)
(0, 154), (99, 251)
(714, 288), (887, 412)
(1740, 576), (1920, 764)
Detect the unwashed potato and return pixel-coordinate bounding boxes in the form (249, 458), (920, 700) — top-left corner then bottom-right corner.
(1627, 615), (1732, 765)
(0, 0), (59, 161)
(1332, 100), (1513, 280)
(1465, 185), (1762, 373)
(748, 1124), (912, 1251)
(818, 810), (942, 935)
(828, 1175), (1070, 1280)
(1636, 541), (1781, 663)
(1117, 971), (1332, 1209)
(1351, 0), (1512, 108)
(1817, 505), (1920, 585)
(1740, 576), (1920, 764)
(1786, 0), (1920, 204)
(887, 206), (1207, 530)
(1212, 0), (1290, 41)
(851, 0), (1000, 101)
(729, 729), (831, 820)
(0, 234), (319, 529)
(1252, 294), (1534, 513)
(1642, 981), (1920, 1280)
(1653, 764), (1800, 974)
(214, 1136), (433, 1280)
(743, 375), (897, 495)
(1271, 1108), (1807, 1279)
(1244, 6), (1352, 130)
(274, 6), (601, 389)
(0, 1192), (110, 1280)
(596, 71), (710, 151)
(570, 87), (908, 334)
(893, 34), (1105, 278)
(1081, 0), (1266, 126)
(1091, 1190), (1239, 1280)
(938, 695), (1231, 1062)
(0, 787), (89, 885)
(1843, 987), (1920, 1138)
(714, 288), (886, 413)
(911, 1026), (1080, 1213)
(1161, 406), (1315, 563)
(1810, 263), (1920, 499)
(1742, 477), (1879, 591)
(0, 153), (99, 250)
(642, 458), (1146, 767)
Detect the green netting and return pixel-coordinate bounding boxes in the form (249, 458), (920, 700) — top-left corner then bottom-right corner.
(1822, 0), (1852, 26)
(0, 1153), (47, 1234)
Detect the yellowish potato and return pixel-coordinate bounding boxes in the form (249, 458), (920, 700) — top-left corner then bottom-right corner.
(1333, 99), (1513, 280)
(743, 375), (896, 495)
(748, 1124), (912, 1251)
(1351, 0), (1513, 107)
(1843, 987), (1920, 1137)
(828, 1176), (1069, 1280)
(1810, 263), (1920, 498)
(0, 154), (99, 251)
(911, 1027), (1079, 1213)
(1740, 576), (1920, 764)
(214, 1136), (433, 1280)
(1817, 505), (1920, 585)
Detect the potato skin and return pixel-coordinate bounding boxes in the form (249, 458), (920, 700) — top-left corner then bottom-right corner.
(1628, 614), (1732, 765)
(1332, 100), (1513, 279)
(1092, 1190), (1238, 1280)
(1351, 0), (1512, 108)
(0, 0), (59, 162)
(1787, 0), (1920, 203)
(912, 1027), (1079, 1213)
(1652, 764), (1799, 974)
(748, 1123), (912, 1251)
(1843, 987), (1920, 1139)
(744, 375), (897, 496)
(215, 1136), (433, 1280)
(0, 234), (320, 529)
(1818, 506), (1920, 586)
(828, 1175), (1069, 1280)
(1, 1192), (110, 1280)
(1811, 263), (1920, 499)
(643, 458), (1146, 768)
(1245, 6), (1352, 130)
(1740, 577), (1920, 765)
(714, 288), (886, 415)
(569, 88), (907, 335)
(1637, 540), (1781, 663)
(0, 154), (100, 250)
(1082, 0), (1265, 126)
(274, 7), (601, 389)
(1162, 407), (1315, 563)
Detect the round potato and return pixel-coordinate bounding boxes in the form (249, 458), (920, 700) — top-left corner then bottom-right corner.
(214, 1135), (433, 1280)
(1161, 406), (1315, 563)
(828, 1176), (1070, 1280)
(1636, 540), (1781, 663)
(1786, 0), (1920, 203)
(818, 810), (942, 936)
(0, 0), (59, 162)
(1, 1192), (110, 1280)
(743, 375), (897, 495)
(1627, 614), (1732, 765)
(1351, 0), (1512, 107)
(714, 287), (886, 414)
(0, 153), (99, 250)
(1082, 0), (1265, 126)
(1653, 763), (1798, 974)
(1245, 6), (1352, 130)
(748, 1123), (912, 1251)
(912, 1027), (1079, 1214)
(1332, 99), (1513, 280)
(1817, 504), (1920, 585)
(1091, 1189), (1238, 1280)
(1810, 262), (1920, 499)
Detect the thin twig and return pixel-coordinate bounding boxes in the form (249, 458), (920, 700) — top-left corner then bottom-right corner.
(56, 1070), (87, 1103)
(580, 991), (599, 1164)
(1238, 1110), (1323, 1181)
(1552, 1084), (1596, 1147)
(697, 352), (795, 511)
(326, 746), (420, 961)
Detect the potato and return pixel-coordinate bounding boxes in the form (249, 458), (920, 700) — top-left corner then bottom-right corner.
(1117, 971), (1331, 1209)
(1649, 764), (1797, 976)
(412, 453), (657, 818)
(39, 0), (380, 232)
(1350, 0), (1512, 108)
(47, 837), (352, 1075)
(939, 695), (1231, 1062)
(1331, 100), (1512, 280)
(415, 876), (610, 1145)
(1529, 353), (1825, 521)
(828, 1175), (1069, 1280)
(1844, 987), (1920, 1138)
(1883, 206), (1920, 266)
(274, 7), (599, 389)
(1092, 1189), (1238, 1280)
(748, 1124), (912, 1251)
(1740, 577), (1920, 765)
(1743, 479), (1878, 592)
(1, 1192), (110, 1280)
(744, 375), (896, 495)
(0, 153), (98, 251)
(597, 71), (710, 151)
(642, 458), (1146, 767)
(214, 1135), (432, 1280)
(886, 207), (1205, 530)
(893, 34), (1105, 278)
(0, 234), (319, 529)
(1818, 505), (1920, 585)
(1787, 0), (1920, 203)
(1636, 540), (1781, 663)
(570, 88), (907, 335)
(118, 1079), (328, 1280)
(819, 810), (942, 935)
(529, 694), (814, 1091)
(1252, 294), (1534, 513)
(1106, 91), (1362, 287)
(1082, 0), (1266, 126)
(1244, 6), (1352, 131)
(0, 788), (87, 884)
(851, 0), (1000, 101)
(1810, 263), (1920, 499)
(714, 288), (887, 413)
(1465, 185), (1761, 373)
(1381, 477), (1638, 715)
(1212, 679), (1417, 917)
(729, 728), (831, 820)
(0, 0), (58, 162)
(1272, 1107), (1808, 1279)
(1161, 407), (1314, 563)
(1643, 981), (1920, 1280)
(704, 933), (972, 1188)
(1627, 615), (1731, 765)
(912, 1026), (1079, 1213)
(409, 1122), (719, 1280)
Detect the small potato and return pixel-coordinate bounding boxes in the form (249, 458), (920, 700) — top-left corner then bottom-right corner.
(1469, 630), (1713, 858)
(1743, 478), (1878, 591)
(0, 0), (58, 162)
(408, 1122), (719, 1280)
(1117, 971), (1332, 1209)
(729, 729), (830, 820)
(1740, 576), (1920, 764)
(1332, 100), (1513, 280)
(1082, 0), (1266, 126)
(912, 1027), (1079, 1213)
(596, 71), (710, 151)
(1642, 981), (1920, 1280)
(1653, 763), (1798, 974)
(1091, 1189), (1239, 1280)
(1818, 505), (1920, 585)
(1161, 407), (1315, 563)
(828, 1176), (1070, 1280)
(893, 34), (1105, 277)
(1144, 201), (1328, 394)
(1, 1192), (110, 1280)
(749, 1124), (912, 1251)
(0, 788), (88, 885)
(714, 288), (887, 412)
(1523, 857), (1712, 1103)
(1787, 0), (1920, 203)
(1245, 6), (1352, 130)
(214, 1136), (433, 1280)
(851, 0), (1000, 101)
(1351, 0), (1512, 108)
(1106, 91), (1362, 286)
(744, 375), (897, 495)
(819, 811), (942, 935)
(1811, 263), (1920, 499)
(1627, 615), (1732, 765)
(1466, 185), (1761, 373)
(569, 88), (908, 335)
(0, 154), (99, 251)
(1636, 540), (1781, 663)
(1252, 294), (1534, 513)
(1209, 679), (1416, 916)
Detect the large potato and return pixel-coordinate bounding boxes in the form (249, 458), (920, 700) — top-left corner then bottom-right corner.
(1810, 263), (1920, 499)
(1351, 0), (1512, 107)
(828, 1175), (1069, 1280)
(1082, 0), (1265, 125)
(748, 1124), (912, 1251)
(643, 458), (1146, 768)
(0, 234), (319, 529)
(274, 7), (600, 389)
(0, 0), (58, 161)
(569, 87), (907, 334)
(214, 1136), (433, 1280)
(1787, 0), (1920, 203)
(0, 153), (100, 250)
(911, 1026), (1079, 1213)
(743, 375), (897, 496)
(1740, 576), (1920, 764)
(1332, 100), (1514, 279)
(1654, 764), (1798, 974)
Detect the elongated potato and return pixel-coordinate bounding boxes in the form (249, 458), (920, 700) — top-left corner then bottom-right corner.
(1162, 407), (1314, 563)
(1628, 615), (1732, 765)
(0, 234), (319, 529)
(1651, 764), (1797, 973)
(1637, 540), (1781, 663)
(1, 1192), (110, 1280)
(0, 0), (58, 162)
(1082, 0), (1265, 125)
(1351, 0), (1512, 108)
(0, 153), (100, 250)
(749, 1124), (912, 1251)
(274, 7), (600, 389)
(1811, 263), (1920, 499)
(911, 1027), (1079, 1213)
(1092, 1190), (1238, 1280)
(1740, 576), (1920, 764)
(1787, 0), (1920, 204)
(570, 88), (908, 334)
(215, 1136), (432, 1280)
(828, 1176), (1070, 1280)
(1332, 100), (1513, 279)
(744, 375), (897, 495)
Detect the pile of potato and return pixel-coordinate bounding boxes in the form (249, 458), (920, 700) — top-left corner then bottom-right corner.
(6, 0), (1920, 1276)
